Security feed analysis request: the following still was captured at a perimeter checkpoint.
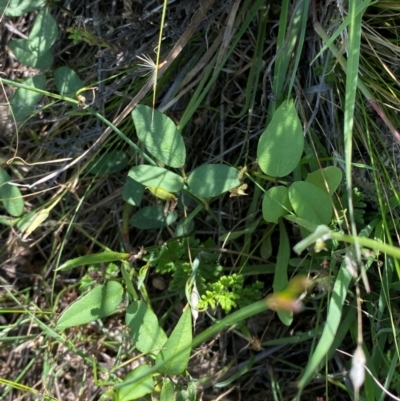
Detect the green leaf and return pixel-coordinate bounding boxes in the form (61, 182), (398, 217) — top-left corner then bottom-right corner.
(28, 8), (58, 54)
(0, 0), (46, 16)
(57, 281), (124, 329)
(156, 307), (192, 375)
(88, 150), (128, 175)
(54, 67), (84, 95)
(262, 186), (291, 223)
(257, 100), (304, 177)
(128, 165), (184, 193)
(175, 217), (195, 237)
(298, 263), (352, 388)
(305, 166), (343, 195)
(9, 75), (46, 121)
(19, 208), (49, 237)
(117, 364), (154, 401)
(260, 229), (273, 260)
(122, 177), (144, 206)
(129, 206), (177, 229)
(9, 39), (53, 69)
(56, 251), (130, 271)
(289, 181), (332, 225)
(16, 210), (36, 231)
(187, 164), (240, 198)
(125, 300), (168, 357)
(132, 105), (186, 168)
(284, 215), (318, 233)
(160, 379), (175, 401)
(0, 168), (24, 217)
(275, 220), (292, 325)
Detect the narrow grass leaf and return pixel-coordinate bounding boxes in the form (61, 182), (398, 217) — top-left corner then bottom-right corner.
(258, 100), (304, 177)
(176, 0), (265, 130)
(286, 0), (310, 95)
(268, 0), (289, 108)
(128, 165), (184, 193)
(312, 1), (371, 64)
(132, 104), (186, 168)
(187, 164), (240, 198)
(121, 261), (138, 301)
(297, 262), (352, 388)
(0, 168), (24, 217)
(216, 353), (255, 388)
(125, 300), (168, 357)
(20, 208), (49, 238)
(274, 220), (292, 325)
(343, 0), (365, 257)
(156, 307), (192, 375)
(57, 251), (130, 271)
(57, 281), (124, 329)
(117, 364), (154, 401)
(220, 217), (261, 241)
(175, 217), (195, 237)
(260, 229), (273, 260)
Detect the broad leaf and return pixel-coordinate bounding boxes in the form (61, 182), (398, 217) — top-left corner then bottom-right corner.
(156, 307), (192, 375)
(305, 166), (342, 195)
(54, 67), (84, 95)
(88, 150), (128, 175)
(128, 165), (184, 193)
(132, 105), (186, 168)
(0, 168), (24, 217)
(117, 364), (154, 401)
(257, 100), (304, 177)
(122, 177), (144, 206)
(9, 75), (46, 121)
(262, 186), (291, 223)
(187, 164), (240, 198)
(298, 264), (352, 388)
(129, 206), (177, 229)
(289, 181), (332, 226)
(160, 379), (175, 401)
(28, 8), (58, 54)
(9, 40), (53, 69)
(0, 0), (46, 16)
(57, 281), (124, 329)
(125, 300), (168, 357)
